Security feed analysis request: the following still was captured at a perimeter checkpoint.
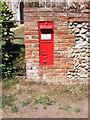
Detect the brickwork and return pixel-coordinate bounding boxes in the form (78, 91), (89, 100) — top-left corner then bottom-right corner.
(24, 2), (89, 84)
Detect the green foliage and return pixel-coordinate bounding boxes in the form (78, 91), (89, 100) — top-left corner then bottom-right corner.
(18, 88), (23, 94)
(11, 105), (18, 113)
(2, 80), (10, 90)
(1, 1), (16, 78)
(63, 105), (72, 111)
(2, 77), (19, 90)
(74, 108), (81, 113)
(22, 99), (31, 107)
(2, 94), (14, 108)
(1, 2), (15, 41)
(59, 104), (71, 111)
(63, 86), (70, 92)
(15, 47), (25, 76)
(80, 84), (88, 92)
(36, 96), (55, 109)
(28, 89), (35, 94)
(2, 94), (18, 113)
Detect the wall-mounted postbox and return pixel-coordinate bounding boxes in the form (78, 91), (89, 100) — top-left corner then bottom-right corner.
(39, 22), (54, 66)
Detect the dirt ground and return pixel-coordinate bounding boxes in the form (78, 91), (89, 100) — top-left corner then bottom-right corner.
(2, 79), (88, 118)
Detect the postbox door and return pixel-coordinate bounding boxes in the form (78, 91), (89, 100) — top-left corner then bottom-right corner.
(40, 42), (53, 65)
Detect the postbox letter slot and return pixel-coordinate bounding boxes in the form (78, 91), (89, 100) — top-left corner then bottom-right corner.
(43, 61), (47, 64)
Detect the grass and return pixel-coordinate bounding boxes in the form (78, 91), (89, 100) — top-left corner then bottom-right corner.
(2, 94), (14, 108)
(63, 105), (72, 111)
(18, 88), (23, 94)
(59, 104), (71, 111)
(63, 86), (70, 92)
(2, 78), (19, 90)
(80, 84), (88, 92)
(2, 81), (11, 90)
(28, 80), (36, 86)
(11, 26), (25, 45)
(74, 108), (81, 113)
(11, 105), (18, 113)
(22, 99), (31, 107)
(28, 89), (35, 94)
(35, 96), (55, 109)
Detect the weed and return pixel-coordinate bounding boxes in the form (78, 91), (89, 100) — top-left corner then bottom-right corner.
(59, 106), (63, 110)
(74, 93), (78, 97)
(58, 104), (63, 110)
(74, 108), (81, 113)
(77, 96), (81, 100)
(28, 81), (36, 86)
(22, 99), (31, 107)
(18, 88), (23, 94)
(11, 105), (18, 113)
(2, 81), (11, 90)
(28, 89), (35, 94)
(12, 78), (19, 85)
(35, 96), (55, 109)
(80, 84), (88, 92)
(2, 95), (14, 108)
(63, 105), (71, 111)
(63, 86), (70, 92)
(2, 78), (19, 90)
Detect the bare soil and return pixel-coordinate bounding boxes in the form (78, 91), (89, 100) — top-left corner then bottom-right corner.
(2, 79), (88, 118)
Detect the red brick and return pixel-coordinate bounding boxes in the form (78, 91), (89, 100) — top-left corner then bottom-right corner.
(67, 65), (73, 69)
(54, 13), (67, 17)
(45, 17), (54, 21)
(61, 17), (74, 22)
(74, 17), (88, 22)
(68, 43), (75, 47)
(62, 34), (76, 39)
(25, 40), (38, 43)
(68, 39), (75, 43)
(25, 52), (32, 56)
(61, 39), (68, 43)
(25, 31), (38, 35)
(25, 47), (39, 51)
(54, 30), (68, 34)
(24, 27), (29, 31)
(61, 65), (67, 69)
(68, 61), (74, 65)
(60, 69), (67, 73)
(33, 59), (39, 63)
(61, 46), (67, 51)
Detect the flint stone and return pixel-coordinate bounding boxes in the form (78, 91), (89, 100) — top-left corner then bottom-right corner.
(69, 22), (73, 26)
(83, 25), (88, 29)
(82, 23), (86, 26)
(69, 25), (74, 29)
(72, 28), (75, 32)
(80, 34), (87, 40)
(74, 22), (78, 26)
(80, 28), (87, 34)
(75, 28), (80, 33)
(77, 24), (82, 28)
(81, 63), (86, 68)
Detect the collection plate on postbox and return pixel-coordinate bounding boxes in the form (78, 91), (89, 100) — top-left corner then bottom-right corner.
(39, 22), (54, 66)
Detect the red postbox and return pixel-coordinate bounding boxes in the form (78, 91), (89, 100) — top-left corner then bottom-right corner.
(39, 22), (54, 66)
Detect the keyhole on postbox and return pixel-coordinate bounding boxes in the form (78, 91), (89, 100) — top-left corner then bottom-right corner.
(41, 51), (44, 55)
(41, 51), (47, 59)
